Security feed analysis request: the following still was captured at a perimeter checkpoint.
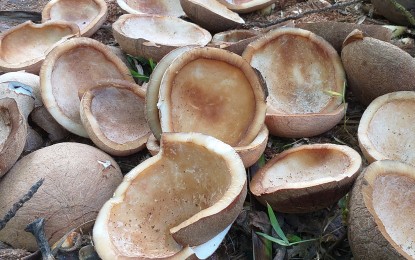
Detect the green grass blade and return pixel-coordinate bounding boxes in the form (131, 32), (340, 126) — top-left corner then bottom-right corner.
(288, 238), (317, 246)
(266, 203), (289, 244)
(129, 70), (149, 82)
(256, 232), (289, 246)
(149, 58), (156, 71)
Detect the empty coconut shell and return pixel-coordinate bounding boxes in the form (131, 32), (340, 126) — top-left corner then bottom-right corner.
(80, 79), (150, 156)
(250, 143), (362, 213)
(112, 14), (211, 62)
(243, 27), (346, 138)
(358, 91), (415, 166)
(158, 47), (267, 147)
(93, 132), (247, 259)
(217, 0), (276, 13)
(348, 160), (415, 259)
(40, 37), (134, 137)
(0, 142), (123, 251)
(341, 29), (415, 106)
(116, 0), (185, 17)
(42, 0), (108, 37)
(211, 29), (260, 55)
(371, 0), (415, 27)
(0, 21), (79, 74)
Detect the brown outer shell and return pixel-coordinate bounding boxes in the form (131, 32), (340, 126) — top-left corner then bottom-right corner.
(358, 91), (415, 166)
(112, 14), (211, 62)
(40, 37), (134, 137)
(0, 98), (27, 178)
(180, 0), (245, 33)
(158, 47), (267, 147)
(250, 143), (362, 213)
(80, 79), (150, 156)
(348, 160), (413, 260)
(0, 71), (41, 108)
(41, 0), (108, 37)
(341, 31), (415, 106)
(0, 21), (80, 74)
(217, 0), (277, 13)
(371, 0), (415, 27)
(93, 132), (247, 259)
(210, 29), (261, 55)
(116, 0), (185, 17)
(0, 142), (123, 251)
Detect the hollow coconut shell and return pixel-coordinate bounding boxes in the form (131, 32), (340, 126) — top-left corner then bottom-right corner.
(0, 21), (79, 74)
(216, 0), (276, 13)
(80, 79), (150, 156)
(180, 0), (245, 33)
(0, 71), (41, 108)
(116, 0), (185, 17)
(250, 143), (362, 213)
(348, 160), (415, 259)
(0, 142), (123, 251)
(42, 0), (108, 37)
(0, 98), (27, 178)
(371, 0), (415, 27)
(341, 29), (415, 106)
(0, 77), (35, 120)
(112, 14), (211, 62)
(243, 27), (346, 138)
(93, 132), (247, 259)
(40, 37), (134, 137)
(210, 29), (261, 55)
(147, 125), (269, 168)
(358, 91), (415, 166)
(158, 47), (267, 147)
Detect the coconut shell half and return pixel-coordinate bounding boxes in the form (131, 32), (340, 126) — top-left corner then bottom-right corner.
(243, 27), (346, 138)
(112, 14), (211, 62)
(358, 91), (415, 166)
(250, 143), (362, 213)
(348, 160), (415, 259)
(93, 132), (247, 259)
(80, 79), (150, 156)
(40, 37), (134, 137)
(217, 0), (276, 13)
(211, 29), (261, 55)
(0, 98), (26, 178)
(158, 47), (267, 147)
(0, 21), (79, 74)
(0, 142), (123, 251)
(117, 0), (185, 17)
(42, 0), (108, 37)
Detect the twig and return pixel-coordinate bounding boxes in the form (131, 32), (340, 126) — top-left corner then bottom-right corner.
(0, 178), (44, 231)
(244, 0), (363, 28)
(25, 218), (55, 260)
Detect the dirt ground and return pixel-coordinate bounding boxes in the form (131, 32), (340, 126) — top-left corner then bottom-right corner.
(0, 0), (413, 259)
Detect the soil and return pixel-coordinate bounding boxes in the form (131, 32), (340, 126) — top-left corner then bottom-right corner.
(0, 0), (413, 259)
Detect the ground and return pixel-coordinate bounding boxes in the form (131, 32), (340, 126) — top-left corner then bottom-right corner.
(0, 0), (413, 259)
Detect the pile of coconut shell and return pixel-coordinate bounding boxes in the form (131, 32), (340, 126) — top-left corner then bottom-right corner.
(0, 0), (414, 259)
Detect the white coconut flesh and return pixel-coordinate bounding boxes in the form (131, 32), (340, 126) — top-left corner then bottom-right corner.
(89, 86), (147, 144)
(98, 134), (246, 258)
(366, 174), (415, 258)
(120, 15), (210, 46)
(245, 30), (343, 114)
(46, 0), (101, 31)
(122, 0), (184, 17)
(190, 0), (244, 23)
(254, 148), (352, 191)
(366, 99), (415, 165)
(0, 23), (75, 66)
(49, 46), (128, 132)
(162, 58), (256, 146)
(0, 108), (11, 151)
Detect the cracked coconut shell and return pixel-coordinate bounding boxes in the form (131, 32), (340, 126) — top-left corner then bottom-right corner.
(93, 132), (247, 259)
(348, 160), (415, 259)
(0, 142), (123, 251)
(116, 0), (185, 17)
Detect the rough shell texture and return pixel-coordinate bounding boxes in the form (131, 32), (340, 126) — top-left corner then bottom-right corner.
(0, 71), (41, 108)
(42, 0), (108, 37)
(0, 21), (79, 74)
(0, 79), (35, 120)
(371, 0), (415, 26)
(243, 27), (346, 138)
(116, 0), (185, 17)
(30, 106), (69, 142)
(250, 143), (362, 213)
(358, 91), (415, 166)
(0, 98), (26, 178)
(158, 47), (267, 147)
(80, 79), (150, 156)
(341, 30), (415, 106)
(348, 160), (415, 259)
(40, 37), (134, 137)
(211, 29), (260, 55)
(112, 14), (211, 61)
(93, 133), (247, 259)
(0, 142), (123, 251)
(217, 0), (277, 13)
(180, 0), (245, 33)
